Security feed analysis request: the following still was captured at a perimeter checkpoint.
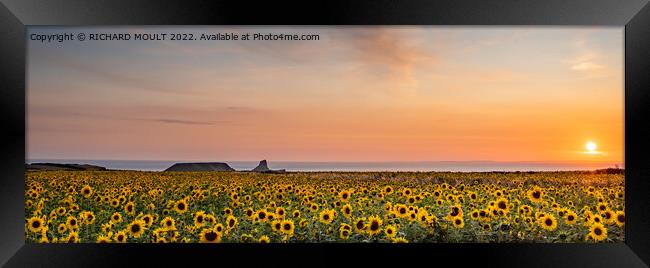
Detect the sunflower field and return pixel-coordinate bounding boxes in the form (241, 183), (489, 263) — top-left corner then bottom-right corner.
(25, 171), (624, 243)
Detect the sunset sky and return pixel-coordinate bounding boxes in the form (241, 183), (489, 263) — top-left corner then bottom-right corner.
(27, 27), (624, 164)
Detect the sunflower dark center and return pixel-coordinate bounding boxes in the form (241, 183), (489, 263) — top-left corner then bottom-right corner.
(205, 231), (218, 241)
(131, 224), (140, 233)
(545, 219), (553, 226)
(618, 215), (625, 222)
(370, 221), (379, 231)
(533, 192), (541, 199)
(498, 202), (506, 209)
(356, 221), (364, 229)
(178, 203), (185, 210)
(568, 215), (575, 221)
(450, 209), (459, 217)
(594, 228), (602, 235)
(283, 224), (291, 230)
(32, 221), (40, 228)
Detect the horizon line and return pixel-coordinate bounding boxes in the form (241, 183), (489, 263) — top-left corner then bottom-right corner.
(26, 157), (624, 165)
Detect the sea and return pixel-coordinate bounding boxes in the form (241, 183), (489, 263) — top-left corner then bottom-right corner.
(26, 159), (623, 172)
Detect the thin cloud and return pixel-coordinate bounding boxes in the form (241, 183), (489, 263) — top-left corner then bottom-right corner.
(331, 28), (435, 88)
(571, 62), (606, 71)
(40, 55), (183, 94)
(29, 107), (230, 126)
(145, 118), (218, 126)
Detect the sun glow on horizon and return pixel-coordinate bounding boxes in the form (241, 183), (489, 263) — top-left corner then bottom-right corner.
(582, 141), (603, 155)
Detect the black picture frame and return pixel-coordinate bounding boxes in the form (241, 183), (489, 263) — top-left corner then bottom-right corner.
(1, 0), (649, 267)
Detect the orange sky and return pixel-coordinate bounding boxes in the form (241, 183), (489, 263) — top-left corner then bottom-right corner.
(27, 27), (624, 164)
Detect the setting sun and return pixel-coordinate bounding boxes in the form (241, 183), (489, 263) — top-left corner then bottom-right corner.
(586, 141), (597, 152)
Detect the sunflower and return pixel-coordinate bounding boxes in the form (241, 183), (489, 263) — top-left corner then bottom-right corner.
(27, 217), (44, 233)
(124, 201), (136, 215)
(204, 214), (216, 225)
(280, 219), (295, 236)
(223, 207), (233, 216)
(339, 223), (352, 232)
(470, 210), (480, 220)
(66, 231), (80, 243)
(354, 218), (367, 234)
(81, 185), (93, 198)
(199, 228), (222, 243)
(384, 225), (397, 238)
(394, 204), (408, 218)
(275, 207), (286, 218)
(127, 220), (146, 238)
(367, 215), (383, 235)
(141, 214), (153, 227)
(256, 209), (268, 222)
(244, 208), (254, 219)
(565, 211), (578, 225)
(591, 214), (603, 225)
(96, 235), (112, 243)
(110, 212), (122, 224)
(66, 216), (79, 230)
(383, 186), (393, 195)
(601, 210), (615, 225)
(81, 211), (96, 225)
(452, 217), (465, 229)
(319, 209), (336, 224)
(339, 190), (351, 202)
(215, 223), (225, 233)
(56, 207), (67, 216)
(193, 211), (206, 227)
(110, 199), (120, 208)
(596, 203), (608, 213)
(539, 214), (558, 231)
(259, 235), (270, 243)
(447, 204), (463, 220)
(292, 210), (301, 218)
(527, 186), (544, 203)
(495, 197), (509, 213)
(614, 211), (625, 228)
(341, 204), (353, 219)
(588, 222), (608, 242)
(174, 199), (188, 214)
(272, 220), (283, 233)
(226, 215), (238, 229)
(482, 223), (492, 231)
(160, 216), (176, 231)
(57, 223), (67, 234)
(392, 237), (409, 243)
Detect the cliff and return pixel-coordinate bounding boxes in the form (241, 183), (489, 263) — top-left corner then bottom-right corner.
(164, 162), (235, 172)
